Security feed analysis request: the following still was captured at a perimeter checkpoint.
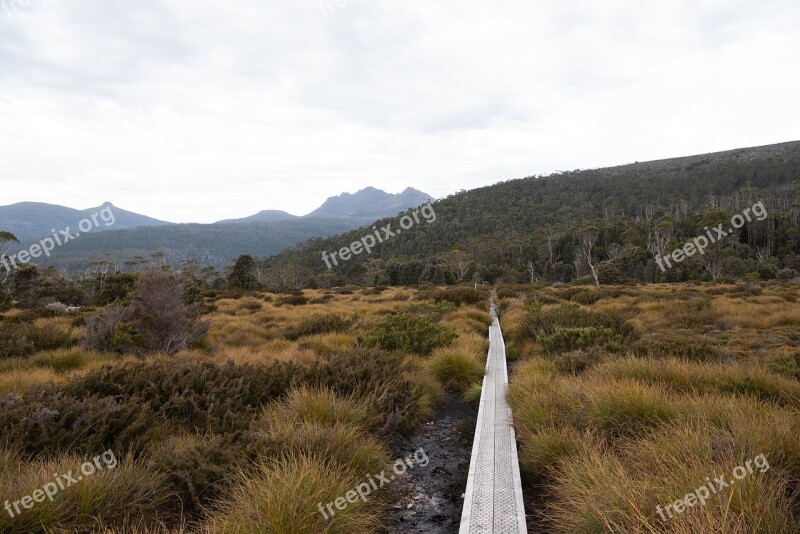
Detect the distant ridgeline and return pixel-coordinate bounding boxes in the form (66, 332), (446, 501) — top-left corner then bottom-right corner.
(261, 141), (800, 286)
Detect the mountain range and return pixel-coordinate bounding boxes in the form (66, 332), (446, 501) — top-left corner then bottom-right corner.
(214, 187), (432, 224)
(306, 187), (433, 220)
(0, 187), (434, 271)
(0, 201), (169, 242)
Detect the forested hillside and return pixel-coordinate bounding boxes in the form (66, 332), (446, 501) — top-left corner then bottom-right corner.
(262, 142), (800, 287)
(23, 218), (363, 272)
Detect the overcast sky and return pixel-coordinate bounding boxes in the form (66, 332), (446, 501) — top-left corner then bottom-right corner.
(0, 0), (798, 223)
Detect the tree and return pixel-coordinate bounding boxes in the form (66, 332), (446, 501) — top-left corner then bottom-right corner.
(445, 250), (473, 282)
(696, 209), (734, 281)
(84, 270), (210, 355)
(525, 260), (542, 284)
(0, 231), (20, 285)
(228, 255), (259, 290)
(579, 226), (601, 287)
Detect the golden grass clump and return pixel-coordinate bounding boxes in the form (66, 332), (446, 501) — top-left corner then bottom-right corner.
(205, 453), (383, 534)
(251, 418), (391, 476)
(463, 382), (482, 406)
(0, 449), (173, 533)
(0, 347), (118, 374)
(259, 385), (380, 434)
(509, 365), (679, 439)
(0, 367), (65, 395)
(402, 362), (445, 423)
(593, 357), (800, 408)
(545, 421), (796, 533)
(0, 348), (132, 395)
(498, 302), (527, 339)
(207, 313), (277, 349)
(442, 307), (492, 335)
(299, 333), (358, 356)
(423, 321), (487, 392)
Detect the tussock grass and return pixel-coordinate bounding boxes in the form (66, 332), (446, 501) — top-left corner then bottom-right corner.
(15, 347), (117, 372)
(515, 425), (585, 484)
(260, 385), (380, 434)
(0, 449), (172, 533)
(208, 313), (277, 349)
(454, 331), (489, 357)
(428, 350), (484, 392)
(251, 418), (390, 476)
(463, 383), (482, 406)
(546, 421), (796, 533)
(0, 367), (66, 394)
(510, 339), (800, 533)
(427, 346), (485, 391)
(763, 348), (800, 380)
(403, 362), (445, 423)
(441, 308), (492, 335)
(205, 453), (382, 534)
(713, 295), (800, 329)
(299, 333), (357, 356)
(498, 302), (527, 339)
(253, 385), (391, 477)
(509, 365), (679, 439)
(0, 348), (130, 395)
(89, 519), (188, 533)
(594, 357), (800, 408)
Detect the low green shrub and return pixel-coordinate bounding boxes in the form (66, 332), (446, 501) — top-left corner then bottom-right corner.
(765, 351), (800, 380)
(400, 300), (457, 320)
(0, 358), (301, 455)
(0, 389), (168, 456)
(632, 330), (719, 362)
(417, 287), (487, 306)
(559, 287), (591, 301)
(515, 303), (636, 344)
(364, 313), (456, 355)
(284, 314), (353, 340)
(0, 347), (430, 455)
(147, 433), (248, 513)
(0, 317), (74, 359)
(553, 347), (608, 375)
(540, 327), (623, 354)
(276, 294), (309, 306)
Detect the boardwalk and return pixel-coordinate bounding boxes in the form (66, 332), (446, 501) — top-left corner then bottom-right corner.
(459, 297), (527, 533)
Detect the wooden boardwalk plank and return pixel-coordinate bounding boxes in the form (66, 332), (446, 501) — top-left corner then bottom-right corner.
(459, 296), (527, 533)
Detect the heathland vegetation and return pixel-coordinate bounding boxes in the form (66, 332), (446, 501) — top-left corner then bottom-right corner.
(1, 246), (799, 532)
(0, 271), (491, 533)
(499, 282), (800, 532)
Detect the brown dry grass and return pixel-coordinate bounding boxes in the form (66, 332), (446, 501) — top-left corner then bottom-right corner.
(505, 282), (800, 533)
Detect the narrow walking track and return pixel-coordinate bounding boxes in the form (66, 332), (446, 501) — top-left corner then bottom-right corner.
(459, 296), (527, 533)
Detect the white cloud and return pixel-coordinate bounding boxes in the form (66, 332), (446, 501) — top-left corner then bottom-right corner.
(0, 0), (798, 222)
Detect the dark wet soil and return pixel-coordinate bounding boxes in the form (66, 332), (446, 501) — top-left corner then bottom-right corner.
(387, 391), (476, 534)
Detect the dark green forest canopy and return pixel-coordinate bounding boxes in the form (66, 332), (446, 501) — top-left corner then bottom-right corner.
(261, 141), (800, 286)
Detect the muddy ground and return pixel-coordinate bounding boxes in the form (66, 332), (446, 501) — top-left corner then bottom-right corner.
(386, 392), (477, 534)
